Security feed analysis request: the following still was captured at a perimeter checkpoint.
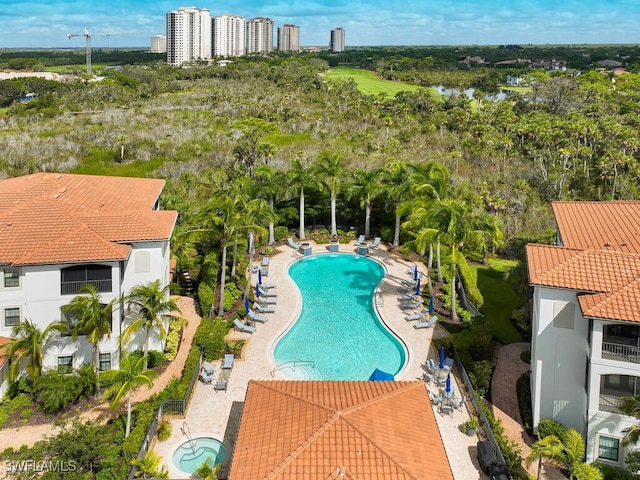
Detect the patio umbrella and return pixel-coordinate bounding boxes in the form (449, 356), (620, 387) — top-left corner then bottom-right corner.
(368, 368), (395, 381)
(414, 278), (421, 296)
(244, 296), (250, 313)
(439, 346), (445, 369)
(413, 264), (419, 281)
(429, 296), (434, 315)
(255, 284), (261, 298)
(445, 373), (452, 395)
(258, 268), (263, 285)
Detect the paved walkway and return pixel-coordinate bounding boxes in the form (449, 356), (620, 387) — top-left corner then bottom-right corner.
(0, 296), (201, 452)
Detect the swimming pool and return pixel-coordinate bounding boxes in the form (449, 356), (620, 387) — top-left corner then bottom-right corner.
(273, 253), (406, 380)
(172, 437), (227, 474)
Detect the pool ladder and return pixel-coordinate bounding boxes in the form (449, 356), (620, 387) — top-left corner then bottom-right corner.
(180, 421), (197, 455)
(270, 360), (315, 377)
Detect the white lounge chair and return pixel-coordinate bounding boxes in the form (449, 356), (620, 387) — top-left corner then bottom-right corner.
(254, 302), (275, 313)
(452, 395), (466, 410)
(370, 237), (381, 248)
(200, 370), (214, 384)
(247, 309), (268, 323)
(427, 358), (438, 374)
(202, 361), (216, 375)
(400, 300), (422, 310)
(259, 282), (276, 290)
(401, 278), (418, 288)
(287, 237), (300, 249)
(405, 309), (429, 321)
(398, 293), (419, 302)
(414, 316), (437, 329)
(214, 380), (227, 391)
(257, 285), (277, 297)
(258, 297), (277, 305)
(354, 234), (365, 245)
(222, 353), (235, 369)
(233, 318), (256, 334)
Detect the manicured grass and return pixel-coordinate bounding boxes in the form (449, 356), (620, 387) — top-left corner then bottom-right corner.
(473, 257), (524, 344)
(324, 67), (424, 97)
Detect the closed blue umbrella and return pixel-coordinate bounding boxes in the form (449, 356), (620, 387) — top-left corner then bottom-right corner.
(446, 373), (452, 395)
(439, 346), (445, 369)
(244, 296), (250, 313)
(413, 264), (419, 281)
(258, 268), (263, 285)
(429, 296), (434, 315)
(255, 284), (261, 298)
(415, 278), (421, 296)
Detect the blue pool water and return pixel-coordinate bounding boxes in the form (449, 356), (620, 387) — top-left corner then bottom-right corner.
(273, 253), (406, 380)
(172, 437), (227, 474)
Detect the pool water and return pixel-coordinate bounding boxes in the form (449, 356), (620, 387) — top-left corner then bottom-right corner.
(172, 437), (227, 474)
(273, 254), (406, 380)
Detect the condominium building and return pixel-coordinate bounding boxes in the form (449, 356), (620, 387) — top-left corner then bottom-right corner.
(246, 17), (273, 54)
(330, 27), (345, 53)
(527, 201), (640, 469)
(151, 34), (167, 54)
(213, 14), (246, 57)
(166, 6), (212, 65)
(277, 24), (300, 52)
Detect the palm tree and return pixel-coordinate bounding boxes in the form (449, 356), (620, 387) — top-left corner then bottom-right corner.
(316, 152), (345, 237)
(5, 318), (67, 381)
(348, 168), (383, 240)
(101, 354), (158, 438)
(380, 160), (413, 247)
(525, 435), (565, 480)
(62, 284), (116, 395)
(620, 395), (640, 445)
(122, 280), (180, 370)
(287, 155), (319, 240)
(255, 165), (287, 244)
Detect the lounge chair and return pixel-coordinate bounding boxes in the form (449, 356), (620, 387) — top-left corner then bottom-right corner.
(222, 353), (234, 369)
(200, 370), (214, 384)
(423, 372), (434, 383)
(233, 318), (256, 334)
(202, 361), (216, 375)
(439, 404), (454, 417)
(428, 391), (442, 405)
(259, 282), (276, 290)
(258, 297), (277, 305)
(397, 293), (419, 301)
(354, 234), (365, 245)
(247, 309), (268, 323)
(452, 395), (466, 410)
(401, 278), (418, 287)
(254, 302), (275, 313)
(399, 300), (422, 310)
(369, 237), (381, 248)
(257, 285), (277, 297)
(214, 380), (227, 391)
(414, 316), (438, 329)
(405, 309), (429, 321)
(444, 357), (454, 370)
(427, 358), (437, 374)
(287, 237), (300, 249)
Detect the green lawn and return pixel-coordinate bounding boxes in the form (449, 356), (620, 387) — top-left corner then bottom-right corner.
(324, 67), (424, 97)
(473, 257), (524, 344)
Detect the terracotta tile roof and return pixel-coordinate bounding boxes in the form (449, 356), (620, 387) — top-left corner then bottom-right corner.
(228, 380), (453, 480)
(0, 336), (10, 369)
(553, 201), (640, 254)
(0, 173), (177, 265)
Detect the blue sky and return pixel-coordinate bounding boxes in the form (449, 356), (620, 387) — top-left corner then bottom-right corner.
(0, 0), (638, 49)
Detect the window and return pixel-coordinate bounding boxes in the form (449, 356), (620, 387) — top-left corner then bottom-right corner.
(57, 356), (73, 374)
(4, 307), (20, 327)
(61, 265), (112, 295)
(99, 353), (112, 371)
(4, 267), (20, 288)
(598, 436), (619, 462)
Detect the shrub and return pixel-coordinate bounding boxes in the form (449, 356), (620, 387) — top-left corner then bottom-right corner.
(164, 328), (181, 361)
(468, 360), (493, 398)
(34, 370), (83, 413)
(0, 409), (8, 429)
(128, 350), (165, 369)
(197, 281), (215, 319)
(157, 419), (172, 442)
(223, 283), (241, 312)
(481, 403), (523, 476)
(225, 340), (245, 356)
(6, 393), (33, 415)
(194, 317), (228, 360)
(595, 460), (640, 480)
(517, 372), (533, 434)
(536, 419), (567, 440)
(6, 377), (33, 399)
(274, 226), (288, 242)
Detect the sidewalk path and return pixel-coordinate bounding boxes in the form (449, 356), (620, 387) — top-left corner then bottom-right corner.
(0, 296), (201, 451)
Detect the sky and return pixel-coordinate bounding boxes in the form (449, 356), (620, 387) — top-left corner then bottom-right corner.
(0, 0), (639, 49)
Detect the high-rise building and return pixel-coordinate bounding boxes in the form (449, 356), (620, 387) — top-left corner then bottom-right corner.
(166, 7), (212, 65)
(330, 27), (345, 53)
(151, 34), (167, 54)
(213, 14), (246, 57)
(277, 24), (300, 52)
(246, 17), (273, 54)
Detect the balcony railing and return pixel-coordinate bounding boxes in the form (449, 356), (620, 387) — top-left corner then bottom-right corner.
(599, 394), (625, 413)
(61, 279), (112, 295)
(602, 342), (640, 364)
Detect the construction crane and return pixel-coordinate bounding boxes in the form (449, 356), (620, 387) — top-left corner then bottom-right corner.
(67, 26), (147, 75)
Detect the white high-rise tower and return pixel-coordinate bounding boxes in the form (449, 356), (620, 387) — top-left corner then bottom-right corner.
(330, 27), (345, 53)
(246, 17), (274, 54)
(166, 7), (212, 65)
(213, 14), (246, 57)
(277, 24), (300, 52)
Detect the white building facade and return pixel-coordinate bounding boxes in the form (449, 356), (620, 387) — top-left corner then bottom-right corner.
(166, 6), (212, 65)
(330, 27), (345, 53)
(277, 24), (300, 52)
(527, 201), (640, 469)
(213, 14), (246, 57)
(151, 34), (167, 54)
(0, 174), (177, 397)
(246, 17), (273, 54)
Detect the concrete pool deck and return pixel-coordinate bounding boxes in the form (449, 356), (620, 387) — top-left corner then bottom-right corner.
(153, 240), (489, 479)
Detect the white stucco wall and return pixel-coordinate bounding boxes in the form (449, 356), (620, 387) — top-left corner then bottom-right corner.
(531, 286), (589, 435)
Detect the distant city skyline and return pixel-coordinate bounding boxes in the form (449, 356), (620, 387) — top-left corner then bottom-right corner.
(0, 0), (639, 49)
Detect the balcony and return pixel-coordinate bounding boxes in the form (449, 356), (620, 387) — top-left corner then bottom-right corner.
(602, 342), (640, 364)
(599, 394), (624, 414)
(60, 279), (112, 295)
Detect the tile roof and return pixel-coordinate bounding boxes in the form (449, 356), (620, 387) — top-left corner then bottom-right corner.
(228, 380), (453, 480)
(0, 173), (177, 265)
(553, 201), (640, 254)
(528, 202), (640, 322)
(0, 336), (10, 369)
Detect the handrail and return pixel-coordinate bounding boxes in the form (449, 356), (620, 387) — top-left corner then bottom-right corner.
(602, 342), (640, 364)
(270, 360), (315, 377)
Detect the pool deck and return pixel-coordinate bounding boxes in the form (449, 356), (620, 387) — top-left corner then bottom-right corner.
(154, 240), (489, 479)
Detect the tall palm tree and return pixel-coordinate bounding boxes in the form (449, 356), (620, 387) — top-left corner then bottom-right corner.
(316, 152), (345, 237)
(101, 354), (158, 438)
(287, 155), (319, 240)
(62, 284), (116, 395)
(620, 395), (640, 446)
(525, 435), (565, 480)
(5, 318), (67, 381)
(255, 165), (287, 245)
(122, 280), (180, 370)
(380, 160), (413, 247)
(348, 168), (383, 240)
